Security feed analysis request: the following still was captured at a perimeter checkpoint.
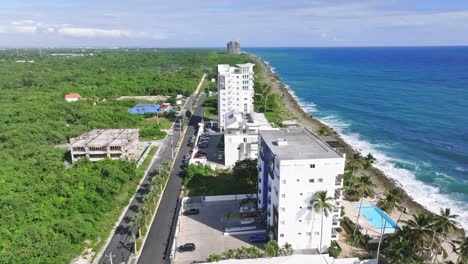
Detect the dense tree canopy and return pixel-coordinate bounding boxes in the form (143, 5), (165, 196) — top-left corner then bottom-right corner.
(0, 49), (252, 263)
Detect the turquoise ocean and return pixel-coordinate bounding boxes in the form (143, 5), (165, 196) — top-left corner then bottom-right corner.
(246, 47), (468, 229)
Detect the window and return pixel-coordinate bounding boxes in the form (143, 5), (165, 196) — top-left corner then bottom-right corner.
(309, 179), (314, 183)
(310, 164), (315, 168)
(314, 232), (320, 235)
(258, 199), (261, 204)
(298, 233), (302, 235)
(299, 220), (302, 222)
(281, 207), (285, 212)
(300, 193), (303, 196)
(258, 189), (261, 194)
(281, 221), (285, 225)
(307, 206), (312, 210)
(306, 232), (312, 236)
(318, 178), (323, 183)
(280, 234), (284, 237)
(297, 179), (300, 182)
(281, 194), (286, 198)
(282, 180), (286, 184)
(299, 206), (303, 209)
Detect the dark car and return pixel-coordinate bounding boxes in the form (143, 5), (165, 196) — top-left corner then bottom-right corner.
(249, 234), (270, 243)
(183, 209), (200, 215)
(178, 243), (196, 252)
(198, 142), (208, 148)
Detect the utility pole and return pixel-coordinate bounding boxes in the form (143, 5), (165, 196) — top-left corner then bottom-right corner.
(105, 251), (115, 264)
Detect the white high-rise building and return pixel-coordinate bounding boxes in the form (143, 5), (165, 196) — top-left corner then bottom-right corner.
(257, 128), (345, 252)
(217, 63), (255, 131)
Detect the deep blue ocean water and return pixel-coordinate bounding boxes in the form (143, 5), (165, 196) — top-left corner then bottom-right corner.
(245, 47), (468, 229)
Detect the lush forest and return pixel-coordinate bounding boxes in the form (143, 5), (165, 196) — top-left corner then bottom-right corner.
(0, 49), (251, 263)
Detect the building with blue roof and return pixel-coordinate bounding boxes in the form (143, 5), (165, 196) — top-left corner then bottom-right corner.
(128, 104), (160, 115)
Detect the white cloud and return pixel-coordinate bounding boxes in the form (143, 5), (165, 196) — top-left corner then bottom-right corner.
(0, 20), (165, 40)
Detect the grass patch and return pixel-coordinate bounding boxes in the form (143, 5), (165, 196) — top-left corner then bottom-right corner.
(203, 95), (218, 120)
(185, 170), (256, 196)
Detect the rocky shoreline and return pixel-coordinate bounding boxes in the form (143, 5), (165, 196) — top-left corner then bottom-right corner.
(248, 53), (433, 218)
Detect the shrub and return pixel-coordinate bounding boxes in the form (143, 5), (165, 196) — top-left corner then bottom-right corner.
(329, 246), (342, 258)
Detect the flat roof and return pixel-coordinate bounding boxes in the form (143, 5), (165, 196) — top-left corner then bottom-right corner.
(70, 129), (139, 147)
(259, 127), (343, 160)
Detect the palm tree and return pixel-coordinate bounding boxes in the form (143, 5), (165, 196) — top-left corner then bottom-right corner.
(430, 208), (459, 263)
(345, 153), (365, 192)
(264, 240), (280, 257)
(222, 249), (235, 260)
(224, 212), (234, 228)
(452, 236), (468, 264)
(383, 228), (420, 263)
(310, 190), (336, 253)
(280, 242), (293, 256)
(247, 246), (262, 258)
(130, 211), (145, 238)
(317, 126), (331, 136)
(208, 253), (221, 262)
(378, 187), (402, 214)
(353, 175), (375, 236)
(259, 83), (272, 113)
(362, 153), (376, 170)
(402, 212), (434, 260)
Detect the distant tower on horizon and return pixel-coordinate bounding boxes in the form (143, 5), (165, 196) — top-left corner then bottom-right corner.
(227, 41), (241, 54)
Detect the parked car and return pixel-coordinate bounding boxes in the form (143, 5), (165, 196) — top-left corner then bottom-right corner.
(178, 243), (196, 252)
(249, 234), (270, 243)
(197, 151), (207, 156)
(183, 209), (200, 215)
(194, 153), (207, 159)
(198, 142), (208, 148)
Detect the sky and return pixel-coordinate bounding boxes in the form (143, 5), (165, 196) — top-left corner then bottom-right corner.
(1, 0), (468, 47)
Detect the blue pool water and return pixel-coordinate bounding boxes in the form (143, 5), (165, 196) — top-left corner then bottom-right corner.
(356, 204), (398, 234)
(245, 47), (468, 230)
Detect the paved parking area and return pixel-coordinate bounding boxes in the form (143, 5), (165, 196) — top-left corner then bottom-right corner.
(197, 133), (224, 167)
(174, 200), (257, 264)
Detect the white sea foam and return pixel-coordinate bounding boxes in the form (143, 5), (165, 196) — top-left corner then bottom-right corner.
(263, 58), (468, 230)
(319, 115), (468, 231)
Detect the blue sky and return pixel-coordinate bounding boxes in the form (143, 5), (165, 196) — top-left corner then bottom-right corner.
(1, 0), (468, 47)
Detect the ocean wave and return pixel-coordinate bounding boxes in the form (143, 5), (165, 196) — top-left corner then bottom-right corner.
(318, 114), (468, 231)
(285, 85), (318, 113)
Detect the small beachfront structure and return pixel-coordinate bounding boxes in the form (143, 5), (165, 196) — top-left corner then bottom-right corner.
(65, 93), (81, 102)
(128, 104), (160, 115)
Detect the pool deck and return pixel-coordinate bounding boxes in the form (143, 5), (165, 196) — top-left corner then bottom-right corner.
(342, 198), (410, 238)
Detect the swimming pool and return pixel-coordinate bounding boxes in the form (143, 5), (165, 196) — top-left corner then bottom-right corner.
(355, 203), (399, 234)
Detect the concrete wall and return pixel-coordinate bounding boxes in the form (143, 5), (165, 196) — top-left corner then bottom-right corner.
(203, 194), (255, 202)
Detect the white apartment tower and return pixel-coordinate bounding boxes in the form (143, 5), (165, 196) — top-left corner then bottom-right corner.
(217, 63), (255, 131)
(257, 128), (345, 252)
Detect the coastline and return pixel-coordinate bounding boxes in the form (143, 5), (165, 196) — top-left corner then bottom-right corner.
(248, 53), (435, 220)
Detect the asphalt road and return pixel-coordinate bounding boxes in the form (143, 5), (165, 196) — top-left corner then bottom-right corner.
(98, 94), (200, 264)
(138, 94), (206, 264)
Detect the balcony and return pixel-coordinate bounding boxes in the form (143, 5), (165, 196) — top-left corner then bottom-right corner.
(332, 217), (339, 226)
(268, 185), (272, 192)
(335, 174), (344, 186)
(334, 189), (343, 201)
(258, 166), (262, 172)
(268, 196), (271, 205)
(331, 228), (338, 240)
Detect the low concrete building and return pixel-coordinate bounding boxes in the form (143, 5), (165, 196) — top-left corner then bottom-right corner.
(69, 129), (140, 163)
(282, 119), (299, 128)
(224, 111), (273, 167)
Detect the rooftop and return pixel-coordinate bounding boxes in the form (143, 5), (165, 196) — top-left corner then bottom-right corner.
(70, 129), (139, 147)
(65, 93), (81, 98)
(259, 127), (343, 160)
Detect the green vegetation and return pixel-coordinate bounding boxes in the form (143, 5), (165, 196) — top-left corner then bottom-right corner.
(203, 95), (218, 120)
(183, 163), (257, 196)
(382, 208), (461, 263)
(208, 241), (293, 262)
(310, 190), (337, 253)
(0, 49), (252, 263)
